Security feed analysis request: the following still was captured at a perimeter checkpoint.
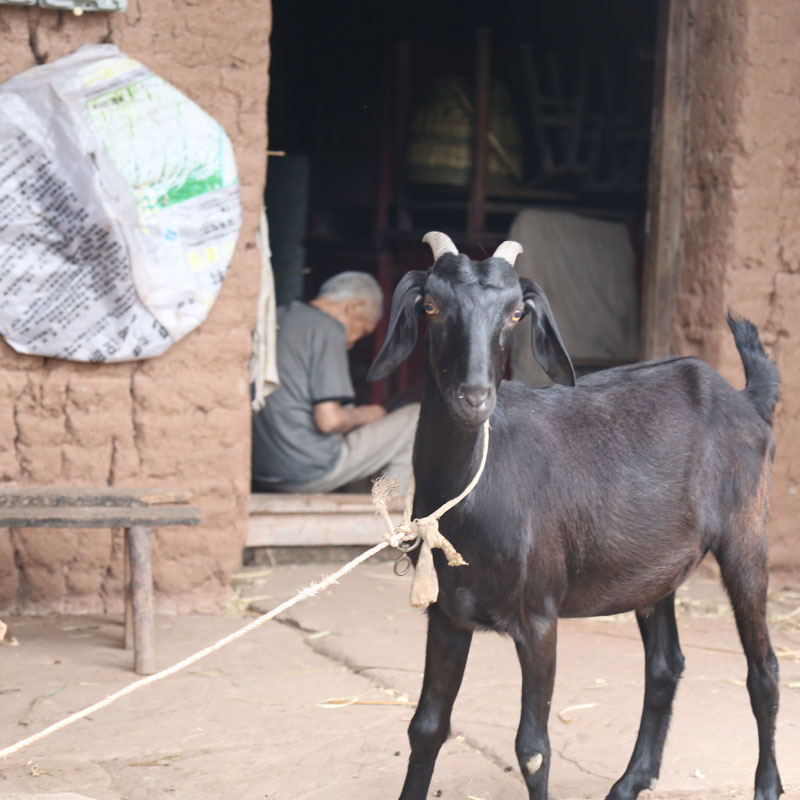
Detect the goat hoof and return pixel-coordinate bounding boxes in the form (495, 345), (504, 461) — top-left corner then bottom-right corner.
(754, 765), (783, 800)
(605, 773), (656, 800)
(754, 782), (784, 800)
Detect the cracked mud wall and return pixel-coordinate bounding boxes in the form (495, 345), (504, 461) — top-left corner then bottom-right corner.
(680, 0), (800, 573)
(0, 1), (271, 613)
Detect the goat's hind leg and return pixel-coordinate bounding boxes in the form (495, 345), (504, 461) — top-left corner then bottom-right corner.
(399, 606), (472, 800)
(717, 540), (783, 800)
(606, 593), (684, 800)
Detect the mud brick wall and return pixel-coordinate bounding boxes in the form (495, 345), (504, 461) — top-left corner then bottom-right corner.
(1, 0), (798, 615)
(0, 1), (271, 613)
(679, 0), (800, 574)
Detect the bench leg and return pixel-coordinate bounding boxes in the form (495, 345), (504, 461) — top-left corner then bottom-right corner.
(123, 529), (133, 651)
(126, 525), (156, 675)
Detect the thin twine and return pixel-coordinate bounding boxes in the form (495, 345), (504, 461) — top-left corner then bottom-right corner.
(428, 419), (490, 519)
(372, 420), (490, 609)
(0, 420), (491, 760)
(374, 419), (490, 545)
(0, 541), (388, 760)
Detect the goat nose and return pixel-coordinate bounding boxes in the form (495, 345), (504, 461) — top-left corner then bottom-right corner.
(461, 385), (491, 409)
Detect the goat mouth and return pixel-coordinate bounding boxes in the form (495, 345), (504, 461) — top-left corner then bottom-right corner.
(449, 396), (495, 429)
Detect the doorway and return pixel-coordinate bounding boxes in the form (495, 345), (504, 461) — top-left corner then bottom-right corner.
(266, 0), (668, 402)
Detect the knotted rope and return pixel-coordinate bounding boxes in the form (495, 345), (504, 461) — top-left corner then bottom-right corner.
(0, 421), (490, 759)
(372, 420), (490, 608)
(0, 541), (387, 761)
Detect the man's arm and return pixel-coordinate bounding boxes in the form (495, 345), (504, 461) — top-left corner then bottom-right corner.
(313, 401), (386, 435)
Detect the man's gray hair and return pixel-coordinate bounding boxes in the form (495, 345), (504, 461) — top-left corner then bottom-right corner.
(318, 271), (383, 316)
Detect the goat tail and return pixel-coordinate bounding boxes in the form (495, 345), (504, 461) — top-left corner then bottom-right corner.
(727, 312), (781, 424)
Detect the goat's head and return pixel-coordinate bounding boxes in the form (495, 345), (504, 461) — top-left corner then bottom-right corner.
(368, 231), (575, 428)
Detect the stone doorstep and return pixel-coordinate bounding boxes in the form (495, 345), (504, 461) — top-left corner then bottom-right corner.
(247, 492), (405, 547)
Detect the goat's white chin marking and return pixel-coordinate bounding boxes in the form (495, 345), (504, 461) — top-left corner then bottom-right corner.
(526, 753), (543, 774)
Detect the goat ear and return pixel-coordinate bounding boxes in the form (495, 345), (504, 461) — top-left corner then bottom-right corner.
(519, 278), (576, 387)
(367, 270), (426, 381)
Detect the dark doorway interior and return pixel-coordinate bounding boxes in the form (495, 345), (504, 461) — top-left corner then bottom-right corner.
(266, 0), (658, 403)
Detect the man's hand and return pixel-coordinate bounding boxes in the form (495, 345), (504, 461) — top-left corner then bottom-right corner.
(313, 401), (386, 435)
(355, 403), (387, 425)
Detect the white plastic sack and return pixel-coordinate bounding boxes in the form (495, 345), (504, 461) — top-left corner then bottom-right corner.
(0, 44), (241, 362)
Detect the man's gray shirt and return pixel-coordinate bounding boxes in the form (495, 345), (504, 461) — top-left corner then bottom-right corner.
(252, 301), (355, 484)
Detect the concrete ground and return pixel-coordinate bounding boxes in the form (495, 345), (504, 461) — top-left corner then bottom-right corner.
(0, 561), (799, 800)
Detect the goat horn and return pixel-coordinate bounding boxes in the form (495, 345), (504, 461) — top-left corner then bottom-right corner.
(492, 241), (523, 266)
(422, 231), (458, 261)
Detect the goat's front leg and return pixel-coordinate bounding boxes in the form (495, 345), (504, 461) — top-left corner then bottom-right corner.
(399, 605), (472, 800)
(514, 616), (558, 799)
(606, 593), (684, 800)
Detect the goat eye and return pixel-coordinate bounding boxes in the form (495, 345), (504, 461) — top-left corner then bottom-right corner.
(510, 306), (524, 323)
(423, 299), (438, 316)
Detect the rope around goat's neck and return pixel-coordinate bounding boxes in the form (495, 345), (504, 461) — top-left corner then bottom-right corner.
(373, 419), (490, 608)
(418, 417), (491, 518)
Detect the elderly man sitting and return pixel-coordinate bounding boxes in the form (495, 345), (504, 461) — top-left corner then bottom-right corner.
(252, 271), (419, 493)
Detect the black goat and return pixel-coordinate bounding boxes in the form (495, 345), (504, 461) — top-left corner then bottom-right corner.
(367, 232), (783, 800)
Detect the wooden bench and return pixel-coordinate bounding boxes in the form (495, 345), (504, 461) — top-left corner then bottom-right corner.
(0, 487), (203, 675)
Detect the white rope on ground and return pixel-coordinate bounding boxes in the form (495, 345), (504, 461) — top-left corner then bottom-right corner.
(0, 421), (491, 760)
(0, 540), (388, 761)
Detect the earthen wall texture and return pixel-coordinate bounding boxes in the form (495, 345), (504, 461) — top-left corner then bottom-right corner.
(2, 0), (797, 613)
(681, 0), (800, 573)
(0, 1), (271, 613)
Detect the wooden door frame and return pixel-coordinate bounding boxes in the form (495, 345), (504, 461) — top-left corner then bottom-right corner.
(641, 0), (690, 359)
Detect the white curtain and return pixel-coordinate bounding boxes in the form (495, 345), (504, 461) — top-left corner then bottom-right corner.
(250, 208), (280, 410)
(510, 208), (640, 386)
